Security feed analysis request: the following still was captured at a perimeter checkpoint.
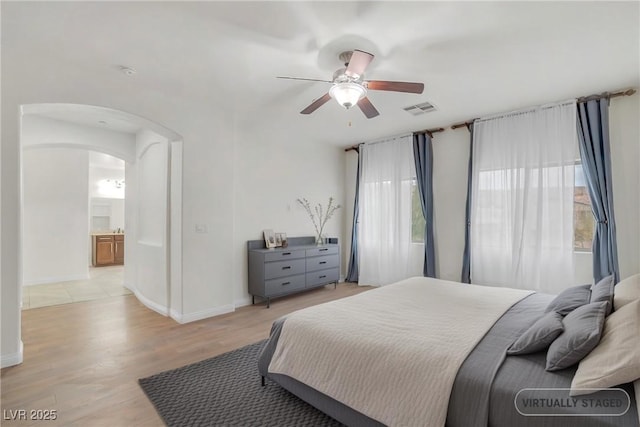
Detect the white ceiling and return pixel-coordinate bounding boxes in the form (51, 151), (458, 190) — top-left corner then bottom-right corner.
(3, 1), (638, 147)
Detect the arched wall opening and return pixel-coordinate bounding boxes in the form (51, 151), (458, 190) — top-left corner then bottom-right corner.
(4, 103), (184, 367)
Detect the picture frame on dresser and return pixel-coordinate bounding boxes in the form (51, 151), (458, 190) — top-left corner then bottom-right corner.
(277, 232), (287, 247)
(263, 229), (277, 248)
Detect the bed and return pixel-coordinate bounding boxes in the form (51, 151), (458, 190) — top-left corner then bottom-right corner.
(258, 276), (640, 427)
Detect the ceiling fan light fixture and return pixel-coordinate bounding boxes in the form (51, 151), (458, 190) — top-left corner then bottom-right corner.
(330, 82), (366, 109)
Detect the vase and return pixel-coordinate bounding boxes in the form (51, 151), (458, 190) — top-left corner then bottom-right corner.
(316, 234), (324, 245)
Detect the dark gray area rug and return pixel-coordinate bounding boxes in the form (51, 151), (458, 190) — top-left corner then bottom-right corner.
(139, 340), (344, 427)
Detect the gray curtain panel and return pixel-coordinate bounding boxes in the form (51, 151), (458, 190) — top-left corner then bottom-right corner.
(576, 99), (620, 284)
(413, 133), (436, 277)
(345, 147), (362, 283)
(461, 124), (474, 284)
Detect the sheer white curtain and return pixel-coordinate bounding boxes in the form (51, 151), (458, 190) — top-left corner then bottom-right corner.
(358, 134), (420, 286)
(470, 101), (578, 293)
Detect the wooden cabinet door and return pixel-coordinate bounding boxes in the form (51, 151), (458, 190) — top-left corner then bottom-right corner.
(114, 238), (125, 264)
(96, 240), (115, 265)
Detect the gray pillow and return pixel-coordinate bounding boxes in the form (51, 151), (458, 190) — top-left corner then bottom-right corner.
(545, 301), (608, 371)
(590, 274), (615, 316)
(507, 311), (564, 355)
(545, 284), (591, 315)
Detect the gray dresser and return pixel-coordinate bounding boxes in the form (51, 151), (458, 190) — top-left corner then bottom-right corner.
(248, 236), (340, 308)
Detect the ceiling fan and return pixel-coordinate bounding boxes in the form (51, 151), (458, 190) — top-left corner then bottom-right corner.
(277, 49), (424, 119)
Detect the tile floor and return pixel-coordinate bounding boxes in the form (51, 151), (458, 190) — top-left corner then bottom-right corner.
(22, 265), (132, 310)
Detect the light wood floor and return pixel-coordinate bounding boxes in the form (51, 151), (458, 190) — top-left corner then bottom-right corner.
(1, 283), (370, 426)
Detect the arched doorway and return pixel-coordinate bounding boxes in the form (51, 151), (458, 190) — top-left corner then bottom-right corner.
(19, 103), (183, 322)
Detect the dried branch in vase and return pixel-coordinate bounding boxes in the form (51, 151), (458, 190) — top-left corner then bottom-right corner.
(296, 197), (341, 244)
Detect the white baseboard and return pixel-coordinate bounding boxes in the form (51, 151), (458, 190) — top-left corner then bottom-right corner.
(169, 308), (182, 323)
(133, 290), (169, 317)
(234, 297), (252, 308)
(172, 304), (235, 324)
(123, 281), (135, 292)
(23, 273), (90, 286)
(1, 340), (23, 368)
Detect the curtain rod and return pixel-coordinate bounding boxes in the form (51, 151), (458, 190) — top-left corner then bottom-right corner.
(416, 127), (446, 138)
(577, 88), (636, 103)
(451, 121), (474, 131)
(450, 88), (637, 131)
(344, 127), (444, 152)
(345, 87), (636, 151)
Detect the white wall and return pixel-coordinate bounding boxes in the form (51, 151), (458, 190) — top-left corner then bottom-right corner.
(22, 148), (90, 285)
(110, 199), (125, 231)
(2, 110), (21, 367)
(136, 132), (167, 245)
(124, 162), (138, 291)
(609, 95), (640, 280)
(232, 127), (347, 306)
(133, 130), (169, 314)
(431, 130), (472, 281)
(21, 115), (136, 162)
(343, 97), (640, 286)
(90, 198), (125, 231)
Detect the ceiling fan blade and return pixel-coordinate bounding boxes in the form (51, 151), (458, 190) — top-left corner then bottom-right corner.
(345, 49), (374, 77)
(300, 93), (332, 115)
(277, 76), (333, 83)
(357, 97), (380, 119)
(366, 80), (424, 94)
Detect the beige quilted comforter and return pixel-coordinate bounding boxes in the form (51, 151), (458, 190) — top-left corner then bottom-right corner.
(268, 276), (533, 427)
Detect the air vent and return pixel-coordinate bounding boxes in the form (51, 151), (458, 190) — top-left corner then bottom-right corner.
(403, 101), (436, 116)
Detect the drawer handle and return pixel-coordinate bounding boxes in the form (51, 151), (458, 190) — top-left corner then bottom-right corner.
(282, 266), (291, 270)
(281, 281), (291, 286)
(319, 248), (328, 252)
(319, 261), (327, 265)
(282, 252), (291, 256)
(319, 275), (327, 279)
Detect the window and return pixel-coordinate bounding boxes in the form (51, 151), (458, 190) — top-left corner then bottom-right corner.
(411, 179), (426, 243)
(574, 163), (595, 251)
(471, 163), (594, 252)
(410, 163), (593, 249)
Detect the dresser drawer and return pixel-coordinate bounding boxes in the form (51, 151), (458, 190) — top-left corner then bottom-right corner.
(306, 254), (339, 272)
(264, 258), (306, 280)
(265, 274), (306, 296)
(264, 249), (305, 262)
(306, 268), (339, 288)
(306, 246), (339, 257)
